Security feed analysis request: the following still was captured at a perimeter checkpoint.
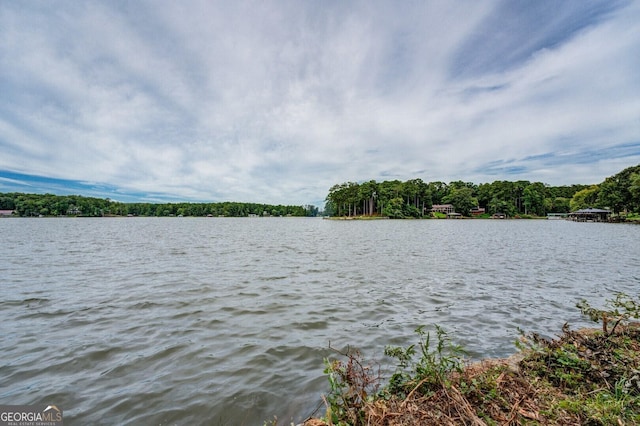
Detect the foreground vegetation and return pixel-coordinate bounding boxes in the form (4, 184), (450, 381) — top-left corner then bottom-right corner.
(301, 294), (640, 425)
(325, 164), (640, 218)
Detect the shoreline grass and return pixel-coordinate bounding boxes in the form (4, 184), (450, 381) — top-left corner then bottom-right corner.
(293, 294), (640, 426)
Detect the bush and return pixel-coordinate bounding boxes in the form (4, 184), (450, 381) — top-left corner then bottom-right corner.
(310, 294), (640, 426)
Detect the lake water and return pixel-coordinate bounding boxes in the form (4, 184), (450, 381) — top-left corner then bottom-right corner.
(1, 217), (638, 425)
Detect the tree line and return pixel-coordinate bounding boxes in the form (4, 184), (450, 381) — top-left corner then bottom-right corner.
(325, 164), (640, 218)
(0, 193), (320, 218)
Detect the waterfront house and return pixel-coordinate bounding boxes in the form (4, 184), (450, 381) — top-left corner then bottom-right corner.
(471, 207), (486, 216)
(0, 209), (15, 217)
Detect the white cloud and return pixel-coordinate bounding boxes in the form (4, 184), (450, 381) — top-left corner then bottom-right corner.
(1, 1), (639, 204)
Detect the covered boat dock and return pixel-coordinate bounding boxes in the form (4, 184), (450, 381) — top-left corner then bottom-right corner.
(568, 207), (612, 222)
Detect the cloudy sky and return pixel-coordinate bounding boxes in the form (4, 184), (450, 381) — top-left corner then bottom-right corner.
(1, 1), (639, 205)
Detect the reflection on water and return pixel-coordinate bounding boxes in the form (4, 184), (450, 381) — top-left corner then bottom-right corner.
(1, 218), (638, 424)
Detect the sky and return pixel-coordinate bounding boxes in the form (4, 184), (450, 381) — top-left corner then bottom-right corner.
(1, 0), (639, 205)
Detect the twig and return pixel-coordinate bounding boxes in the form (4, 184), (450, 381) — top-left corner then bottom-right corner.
(447, 385), (488, 426)
(400, 376), (432, 408)
(320, 395), (332, 426)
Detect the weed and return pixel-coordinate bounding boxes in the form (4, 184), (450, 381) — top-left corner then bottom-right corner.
(309, 294), (640, 426)
(384, 325), (466, 398)
(577, 292), (640, 335)
(322, 345), (381, 425)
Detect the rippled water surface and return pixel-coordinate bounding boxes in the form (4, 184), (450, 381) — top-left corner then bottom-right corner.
(1, 217), (639, 424)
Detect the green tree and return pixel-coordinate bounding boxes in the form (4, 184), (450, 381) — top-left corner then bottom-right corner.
(0, 196), (15, 209)
(404, 178), (430, 216)
(378, 180), (403, 216)
(476, 183), (493, 211)
(427, 181), (448, 205)
(488, 197), (514, 216)
(513, 180), (530, 214)
(486, 181), (516, 215)
(344, 182), (360, 216)
(326, 182), (363, 216)
(629, 172), (640, 212)
(597, 179), (625, 213)
(382, 197), (405, 219)
(443, 187), (477, 216)
(545, 197), (570, 213)
(523, 183), (546, 216)
(570, 185), (600, 211)
(358, 180), (378, 216)
(596, 165), (640, 214)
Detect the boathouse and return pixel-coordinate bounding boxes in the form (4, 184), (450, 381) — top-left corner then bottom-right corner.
(547, 213), (568, 219)
(568, 207), (611, 222)
(431, 204), (455, 214)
